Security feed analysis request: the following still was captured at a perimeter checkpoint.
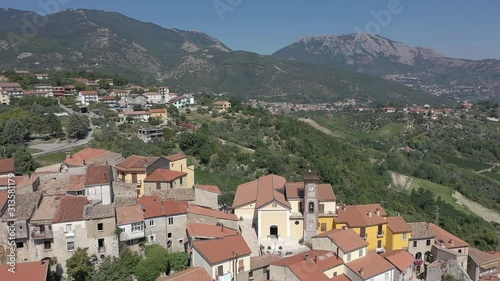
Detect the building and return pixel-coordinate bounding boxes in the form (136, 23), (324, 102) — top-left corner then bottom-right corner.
(63, 147), (123, 168)
(213, 100), (231, 112)
(381, 250), (415, 281)
(385, 216), (411, 251)
(0, 82), (24, 97)
(116, 204), (145, 247)
(28, 195), (60, 262)
(194, 185), (221, 210)
(467, 248), (500, 281)
(84, 165), (113, 205)
(157, 267), (211, 281)
(138, 196), (188, 252)
(143, 169), (188, 194)
(110, 89), (129, 97)
(35, 74), (50, 80)
(0, 92), (10, 105)
(78, 91), (99, 106)
(100, 95), (117, 107)
(187, 205), (239, 230)
(123, 110), (150, 122)
(84, 204), (119, 259)
(138, 127), (164, 143)
(345, 251), (395, 281)
(144, 92), (165, 104)
(156, 86), (170, 95)
(24, 90), (53, 98)
(429, 223), (469, 271)
(169, 96), (193, 108)
(114, 155), (164, 196)
(0, 260), (50, 281)
(408, 222), (435, 263)
(32, 84), (53, 96)
(119, 94), (148, 108)
(0, 158), (15, 176)
(165, 153), (195, 191)
(191, 234), (251, 280)
(312, 229), (368, 262)
(185, 223), (238, 249)
(149, 108), (168, 122)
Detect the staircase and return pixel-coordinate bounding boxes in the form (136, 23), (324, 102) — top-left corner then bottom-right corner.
(238, 220), (260, 256)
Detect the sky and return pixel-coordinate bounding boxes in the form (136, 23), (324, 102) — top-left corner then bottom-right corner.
(1, 0), (499, 60)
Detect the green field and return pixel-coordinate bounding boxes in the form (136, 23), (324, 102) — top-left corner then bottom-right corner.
(438, 153), (492, 171)
(194, 169), (246, 192)
(34, 152), (66, 167)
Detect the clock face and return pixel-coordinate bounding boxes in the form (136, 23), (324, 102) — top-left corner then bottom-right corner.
(308, 185), (315, 192)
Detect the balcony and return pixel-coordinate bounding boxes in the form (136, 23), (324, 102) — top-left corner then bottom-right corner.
(98, 246), (106, 253)
(32, 228), (53, 240)
(376, 247), (386, 253)
(377, 231), (384, 238)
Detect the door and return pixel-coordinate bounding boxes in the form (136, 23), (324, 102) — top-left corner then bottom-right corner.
(217, 265), (223, 276)
(270, 225), (278, 237)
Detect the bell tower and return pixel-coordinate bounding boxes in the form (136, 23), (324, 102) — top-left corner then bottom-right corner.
(303, 171), (320, 243)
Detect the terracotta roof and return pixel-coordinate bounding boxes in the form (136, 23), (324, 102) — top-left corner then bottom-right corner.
(80, 91), (98, 95)
(345, 251), (394, 280)
(124, 111), (149, 116)
(469, 247), (500, 267)
(0, 175), (36, 189)
(192, 235), (251, 264)
(0, 191), (8, 211)
(408, 222), (435, 240)
(194, 185), (221, 195)
(386, 216), (411, 234)
(115, 155), (158, 171)
(138, 196), (188, 218)
(0, 158), (15, 173)
(64, 148), (115, 167)
(336, 204), (387, 227)
(429, 223), (469, 249)
(382, 250), (415, 272)
(163, 199), (189, 216)
(285, 182), (336, 202)
(0, 260), (50, 281)
(165, 153), (187, 162)
(149, 108), (167, 114)
(52, 196), (89, 223)
(157, 267), (212, 281)
(0, 83), (22, 87)
(68, 175), (86, 191)
(250, 254), (283, 270)
(100, 95), (115, 100)
(85, 165), (111, 186)
(214, 100), (230, 105)
(186, 223), (238, 239)
(187, 205), (238, 221)
(331, 275), (352, 281)
(313, 229), (368, 253)
(116, 204), (144, 225)
(232, 174), (290, 209)
(272, 250), (344, 281)
(144, 169), (187, 182)
(1, 192), (41, 221)
(30, 195), (60, 222)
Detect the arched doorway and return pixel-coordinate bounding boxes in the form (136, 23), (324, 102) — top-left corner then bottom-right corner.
(270, 225), (278, 237)
(415, 252), (422, 260)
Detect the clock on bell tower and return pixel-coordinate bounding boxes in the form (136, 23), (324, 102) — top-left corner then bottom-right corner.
(303, 171), (320, 243)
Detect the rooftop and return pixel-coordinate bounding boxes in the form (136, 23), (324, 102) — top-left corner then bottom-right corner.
(116, 204), (144, 225)
(192, 235), (252, 265)
(52, 196), (89, 224)
(233, 174), (290, 209)
(1, 192), (41, 221)
(85, 165), (111, 186)
(38, 173), (72, 195)
(149, 108), (167, 114)
(186, 223), (238, 239)
(381, 250), (415, 272)
(194, 185), (222, 195)
(272, 250), (344, 281)
(0, 191), (7, 210)
(408, 222), (435, 240)
(0, 260), (49, 281)
(30, 195), (61, 222)
(64, 148), (119, 167)
(345, 251), (395, 280)
(469, 247), (500, 267)
(138, 196), (188, 219)
(429, 223), (469, 249)
(68, 174), (86, 191)
(187, 205), (238, 221)
(250, 254), (283, 270)
(313, 229), (368, 253)
(386, 216), (411, 234)
(285, 182), (336, 202)
(336, 204), (387, 227)
(80, 91), (98, 95)
(115, 155), (159, 171)
(85, 204), (115, 220)
(144, 169), (187, 182)
(156, 267), (212, 281)
(165, 152), (187, 162)
(0, 158), (15, 173)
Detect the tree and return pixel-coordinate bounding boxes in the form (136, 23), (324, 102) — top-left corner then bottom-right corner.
(66, 248), (96, 281)
(135, 245), (170, 281)
(168, 252), (189, 273)
(45, 114), (64, 137)
(212, 109), (219, 118)
(67, 114), (90, 139)
(168, 105), (179, 119)
(13, 148), (36, 174)
(148, 117), (162, 126)
(2, 118), (29, 145)
(133, 104), (144, 111)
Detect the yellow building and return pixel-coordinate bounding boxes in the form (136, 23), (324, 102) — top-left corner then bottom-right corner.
(149, 108), (168, 121)
(213, 100), (231, 112)
(165, 153), (194, 190)
(334, 204), (388, 252)
(385, 216), (411, 252)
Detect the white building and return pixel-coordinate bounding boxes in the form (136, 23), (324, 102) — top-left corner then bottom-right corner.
(35, 74), (50, 80)
(116, 205), (145, 246)
(84, 165), (113, 205)
(345, 252), (395, 281)
(0, 82), (24, 97)
(144, 92), (165, 104)
(79, 91), (99, 106)
(169, 95), (194, 109)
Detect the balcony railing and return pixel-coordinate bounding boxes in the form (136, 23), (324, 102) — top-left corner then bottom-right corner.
(32, 229), (53, 240)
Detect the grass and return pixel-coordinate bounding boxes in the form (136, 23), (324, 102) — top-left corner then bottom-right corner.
(195, 169), (245, 192)
(438, 153), (492, 171)
(34, 152), (66, 167)
(480, 171), (500, 182)
(27, 148), (43, 154)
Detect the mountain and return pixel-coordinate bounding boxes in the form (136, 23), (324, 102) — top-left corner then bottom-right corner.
(0, 9), (437, 104)
(273, 33), (500, 100)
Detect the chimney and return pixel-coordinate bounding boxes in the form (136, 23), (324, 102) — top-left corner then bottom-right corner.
(304, 253), (309, 261)
(83, 159), (86, 165)
(313, 256), (318, 263)
(221, 224), (224, 232)
(66, 152), (71, 159)
(376, 208), (380, 216)
(449, 239), (453, 246)
(359, 267), (364, 276)
(368, 211), (372, 218)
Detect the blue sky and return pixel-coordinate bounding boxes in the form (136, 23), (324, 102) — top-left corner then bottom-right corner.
(1, 0), (499, 59)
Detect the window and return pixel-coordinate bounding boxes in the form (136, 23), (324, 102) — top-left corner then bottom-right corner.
(179, 239), (183, 244)
(217, 265), (223, 276)
(458, 249), (462, 253)
(43, 241), (51, 250)
(149, 220), (155, 227)
(16, 242), (24, 248)
(333, 272), (337, 276)
(19, 225), (22, 230)
(403, 233), (407, 240)
(131, 222), (144, 232)
(156, 182), (161, 190)
(65, 224), (72, 233)
(294, 221), (300, 225)
(77, 191), (84, 196)
(426, 239), (431, 246)
(67, 242), (75, 251)
(413, 241), (417, 247)
(360, 227), (366, 238)
(377, 240), (382, 248)
(346, 253), (351, 261)
(321, 223), (327, 232)
(168, 217), (174, 225)
(148, 235), (155, 242)
(384, 273), (389, 281)
(308, 202), (314, 213)
(180, 177), (183, 185)
(168, 233), (172, 238)
(167, 240), (172, 247)
(131, 173), (138, 183)
(238, 259), (244, 273)
(359, 249), (363, 257)
(97, 223), (103, 231)
(169, 182), (174, 189)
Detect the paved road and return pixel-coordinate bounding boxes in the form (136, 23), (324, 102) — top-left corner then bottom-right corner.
(30, 103), (95, 157)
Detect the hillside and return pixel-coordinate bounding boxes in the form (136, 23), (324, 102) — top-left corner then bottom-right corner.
(0, 9), (437, 104)
(273, 33), (500, 100)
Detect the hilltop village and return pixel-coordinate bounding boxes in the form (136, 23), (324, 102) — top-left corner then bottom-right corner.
(0, 147), (498, 281)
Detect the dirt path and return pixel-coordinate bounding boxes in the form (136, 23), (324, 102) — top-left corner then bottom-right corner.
(299, 118), (344, 138)
(453, 191), (500, 223)
(217, 138), (255, 153)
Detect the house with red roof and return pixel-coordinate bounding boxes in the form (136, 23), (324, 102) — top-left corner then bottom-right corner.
(116, 204), (145, 246)
(382, 250), (415, 281)
(312, 229), (369, 263)
(138, 196), (188, 252)
(345, 251), (395, 281)
(78, 90), (99, 106)
(63, 147), (123, 168)
(0, 260), (50, 281)
(84, 165), (113, 205)
(0, 158), (15, 176)
(194, 184), (221, 209)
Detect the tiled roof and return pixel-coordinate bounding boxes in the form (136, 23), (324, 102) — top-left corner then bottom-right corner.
(85, 165), (111, 186)
(80, 91), (98, 95)
(232, 174), (290, 209)
(138, 196), (188, 219)
(187, 205), (238, 221)
(116, 204), (144, 225)
(381, 250), (415, 272)
(408, 222), (435, 240)
(52, 196), (89, 223)
(1, 192), (41, 221)
(192, 235), (251, 264)
(250, 254), (283, 270)
(0, 158), (15, 173)
(149, 108), (167, 114)
(30, 195), (60, 222)
(163, 199), (189, 216)
(194, 185), (221, 195)
(144, 169), (187, 182)
(38, 173), (72, 195)
(150, 188), (195, 201)
(345, 251), (394, 280)
(336, 204), (387, 227)
(214, 100), (230, 105)
(186, 223), (238, 239)
(165, 152), (187, 162)
(100, 95), (115, 100)
(285, 182), (336, 202)
(85, 204), (115, 220)
(0, 175), (36, 188)
(144, 91), (161, 95)
(429, 223), (469, 249)
(468, 247), (499, 267)
(313, 229), (368, 253)
(115, 155), (158, 171)
(386, 216), (411, 234)
(272, 250), (344, 281)
(0, 260), (50, 281)
(68, 175), (86, 191)
(0, 191), (8, 211)
(0, 83), (22, 87)
(157, 267), (212, 281)
(64, 148), (115, 167)
(124, 110), (149, 116)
